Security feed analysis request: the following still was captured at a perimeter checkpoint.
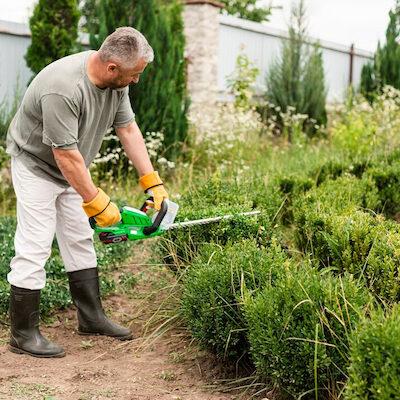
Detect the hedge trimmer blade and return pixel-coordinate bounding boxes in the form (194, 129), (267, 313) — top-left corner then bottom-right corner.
(164, 210), (261, 230)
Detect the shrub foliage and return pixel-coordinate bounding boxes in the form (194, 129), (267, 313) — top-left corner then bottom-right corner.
(183, 240), (290, 360)
(244, 266), (372, 398)
(345, 306), (400, 399)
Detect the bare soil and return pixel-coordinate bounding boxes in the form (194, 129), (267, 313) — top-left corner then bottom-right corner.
(0, 244), (249, 400)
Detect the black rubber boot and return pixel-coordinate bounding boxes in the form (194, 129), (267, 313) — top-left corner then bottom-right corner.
(67, 268), (132, 340)
(9, 285), (66, 358)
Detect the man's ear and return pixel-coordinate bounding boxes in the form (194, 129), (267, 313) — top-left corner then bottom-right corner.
(107, 63), (118, 73)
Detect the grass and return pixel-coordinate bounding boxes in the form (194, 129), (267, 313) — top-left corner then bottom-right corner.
(5, 380), (59, 400)
(78, 390), (117, 400)
(80, 339), (94, 349)
(160, 370), (178, 381)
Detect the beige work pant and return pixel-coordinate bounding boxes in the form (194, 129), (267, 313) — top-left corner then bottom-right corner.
(8, 155), (97, 290)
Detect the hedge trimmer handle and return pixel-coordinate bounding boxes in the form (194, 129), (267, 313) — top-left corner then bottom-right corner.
(89, 216), (96, 230)
(140, 197), (169, 236)
(89, 197), (169, 238)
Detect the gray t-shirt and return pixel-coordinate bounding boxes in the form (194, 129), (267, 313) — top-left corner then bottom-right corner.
(6, 50), (135, 186)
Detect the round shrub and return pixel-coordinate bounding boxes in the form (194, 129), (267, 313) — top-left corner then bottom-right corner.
(162, 177), (283, 267)
(363, 158), (400, 218)
(182, 239), (291, 360)
(345, 305), (400, 399)
(293, 175), (380, 262)
(244, 266), (372, 398)
(305, 209), (400, 303)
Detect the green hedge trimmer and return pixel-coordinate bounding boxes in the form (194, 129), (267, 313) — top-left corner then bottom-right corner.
(89, 198), (260, 244)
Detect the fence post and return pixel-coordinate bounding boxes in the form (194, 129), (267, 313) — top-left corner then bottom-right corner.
(349, 43), (354, 86)
(183, 0), (225, 105)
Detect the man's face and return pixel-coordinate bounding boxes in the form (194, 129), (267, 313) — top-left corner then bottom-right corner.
(106, 58), (148, 90)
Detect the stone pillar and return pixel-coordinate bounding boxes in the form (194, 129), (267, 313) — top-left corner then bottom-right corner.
(183, 0), (224, 105)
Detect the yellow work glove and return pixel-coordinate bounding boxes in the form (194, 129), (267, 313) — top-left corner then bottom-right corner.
(139, 171), (169, 211)
(82, 188), (121, 227)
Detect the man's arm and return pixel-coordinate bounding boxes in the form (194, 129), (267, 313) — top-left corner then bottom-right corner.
(52, 147), (121, 226)
(115, 121), (168, 210)
(52, 148), (98, 202)
(114, 121), (154, 176)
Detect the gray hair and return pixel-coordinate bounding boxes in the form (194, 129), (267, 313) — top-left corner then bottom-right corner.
(98, 27), (154, 68)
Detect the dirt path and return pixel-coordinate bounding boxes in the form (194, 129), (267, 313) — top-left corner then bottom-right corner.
(0, 248), (242, 400)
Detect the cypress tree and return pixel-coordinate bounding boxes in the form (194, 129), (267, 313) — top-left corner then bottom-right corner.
(25, 0), (80, 76)
(265, 0), (326, 137)
(84, 0), (188, 157)
(360, 1), (400, 99)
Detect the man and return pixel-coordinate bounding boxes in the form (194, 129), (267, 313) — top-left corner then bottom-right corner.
(6, 27), (168, 358)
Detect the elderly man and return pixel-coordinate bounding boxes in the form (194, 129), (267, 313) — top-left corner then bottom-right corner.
(6, 27), (168, 358)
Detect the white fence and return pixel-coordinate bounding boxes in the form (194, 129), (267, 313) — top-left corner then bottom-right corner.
(218, 15), (374, 102)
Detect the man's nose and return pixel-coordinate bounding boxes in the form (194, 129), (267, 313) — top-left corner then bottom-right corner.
(132, 76), (139, 84)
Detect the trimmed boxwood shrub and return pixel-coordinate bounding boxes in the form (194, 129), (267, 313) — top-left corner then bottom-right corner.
(363, 158), (400, 218)
(293, 175), (380, 263)
(327, 211), (400, 303)
(244, 265), (373, 398)
(182, 239), (291, 360)
(277, 174), (315, 224)
(297, 208), (400, 303)
(162, 177), (283, 267)
(345, 305), (400, 399)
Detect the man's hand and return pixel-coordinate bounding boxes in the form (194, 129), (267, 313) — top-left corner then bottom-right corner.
(139, 171), (169, 210)
(82, 188), (121, 227)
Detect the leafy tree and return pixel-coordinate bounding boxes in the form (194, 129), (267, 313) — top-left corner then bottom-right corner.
(360, 1), (400, 100)
(25, 0), (80, 76)
(220, 0), (274, 23)
(264, 0), (327, 137)
(82, 0), (188, 158)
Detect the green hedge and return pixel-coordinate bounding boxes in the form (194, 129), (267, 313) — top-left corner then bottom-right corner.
(162, 178), (283, 267)
(291, 171), (400, 302)
(345, 305), (400, 399)
(363, 158), (400, 218)
(276, 147), (400, 225)
(293, 175), (380, 262)
(244, 265), (372, 398)
(182, 239), (290, 360)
